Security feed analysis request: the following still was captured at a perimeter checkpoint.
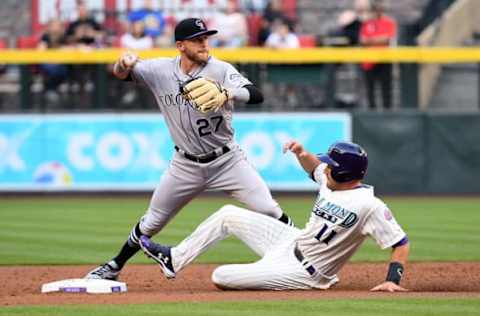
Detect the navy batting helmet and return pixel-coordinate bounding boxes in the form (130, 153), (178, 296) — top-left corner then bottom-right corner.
(317, 142), (368, 183)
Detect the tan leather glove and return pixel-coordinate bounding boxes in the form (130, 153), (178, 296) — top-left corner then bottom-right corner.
(181, 77), (230, 113)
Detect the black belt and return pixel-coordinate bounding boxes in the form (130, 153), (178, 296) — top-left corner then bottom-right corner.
(174, 145), (230, 163)
(294, 245), (317, 276)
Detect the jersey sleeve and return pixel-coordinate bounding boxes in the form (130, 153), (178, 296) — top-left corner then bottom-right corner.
(131, 59), (157, 88)
(362, 201), (406, 249)
(312, 163), (327, 185)
(222, 63), (252, 89)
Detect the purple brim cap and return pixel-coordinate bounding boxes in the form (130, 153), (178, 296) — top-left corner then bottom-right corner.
(183, 29), (218, 40)
(317, 154), (340, 167)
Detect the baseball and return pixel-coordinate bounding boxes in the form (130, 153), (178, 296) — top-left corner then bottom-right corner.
(122, 52), (138, 68)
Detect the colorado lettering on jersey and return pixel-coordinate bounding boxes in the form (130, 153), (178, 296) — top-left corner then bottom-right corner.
(158, 93), (192, 108)
(313, 198), (359, 228)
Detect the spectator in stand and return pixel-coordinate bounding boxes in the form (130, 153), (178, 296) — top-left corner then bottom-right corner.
(155, 16), (176, 47)
(120, 21), (153, 50)
(37, 18), (69, 104)
(65, 1), (104, 48)
(127, 0), (165, 43)
(359, 0), (397, 110)
(238, 0), (268, 12)
(64, 2), (105, 107)
(265, 19), (299, 49)
(331, 0), (371, 46)
(258, 0), (287, 45)
(263, 0), (286, 25)
(118, 20), (153, 106)
(265, 18), (299, 107)
(209, 0), (248, 48)
(323, 0), (371, 108)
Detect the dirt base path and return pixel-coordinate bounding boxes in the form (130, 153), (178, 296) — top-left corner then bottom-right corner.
(1, 262), (480, 306)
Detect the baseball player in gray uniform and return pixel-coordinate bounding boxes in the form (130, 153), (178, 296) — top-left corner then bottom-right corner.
(85, 18), (293, 280)
(139, 141), (410, 292)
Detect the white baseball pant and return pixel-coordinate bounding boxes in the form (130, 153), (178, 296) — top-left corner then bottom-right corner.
(171, 205), (338, 290)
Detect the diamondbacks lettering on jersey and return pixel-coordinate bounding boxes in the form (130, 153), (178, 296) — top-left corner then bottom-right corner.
(313, 197), (359, 229)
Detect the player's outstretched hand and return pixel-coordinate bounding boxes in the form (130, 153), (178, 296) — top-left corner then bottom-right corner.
(370, 281), (409, 292)
(119, 51), (139, 70)
(283, 141), (307, 157)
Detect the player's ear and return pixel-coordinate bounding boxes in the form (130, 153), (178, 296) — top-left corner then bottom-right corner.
(323, 165), (330, 176)
(176, 41), (184, 52)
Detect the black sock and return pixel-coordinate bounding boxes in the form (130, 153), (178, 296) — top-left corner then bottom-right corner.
(113, 241), (140, 269)
(112, 222), (143, 269)
(278, 213), (294, 226)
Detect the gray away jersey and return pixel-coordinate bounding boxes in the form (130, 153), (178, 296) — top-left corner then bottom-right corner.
(131, 56), (251, 154)
(295, 163), (406, 277)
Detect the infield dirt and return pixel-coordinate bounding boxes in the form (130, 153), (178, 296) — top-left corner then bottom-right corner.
(1, 262), (479, 306)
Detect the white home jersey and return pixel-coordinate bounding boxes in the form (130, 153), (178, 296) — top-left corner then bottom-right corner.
(166, 165), (408, 290)
(295, 163), (406, 277)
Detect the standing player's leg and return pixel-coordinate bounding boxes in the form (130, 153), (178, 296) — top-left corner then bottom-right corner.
(140, 204), (300, 278)
(208, 149), (294, 226)
(85, 155), (205, 280)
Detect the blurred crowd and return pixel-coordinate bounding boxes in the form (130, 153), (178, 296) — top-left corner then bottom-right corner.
(16, 0), (304, 110)
(0, 0), (399, 111)
(33, 0), (301, 50)
(327, 0), (397, 110)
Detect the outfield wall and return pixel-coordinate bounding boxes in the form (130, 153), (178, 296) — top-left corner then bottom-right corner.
(0, 113), (350, 192)
(1, 112), (479, 194)
(354, 112), (480, 194)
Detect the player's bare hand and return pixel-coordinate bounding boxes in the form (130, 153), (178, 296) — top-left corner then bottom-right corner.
(282, 141), (307, 157)
(119, 51), (139, 70)
(370, 281), (409, 292)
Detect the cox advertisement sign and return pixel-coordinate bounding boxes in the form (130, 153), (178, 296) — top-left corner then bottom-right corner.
(0, 113), (351, 191)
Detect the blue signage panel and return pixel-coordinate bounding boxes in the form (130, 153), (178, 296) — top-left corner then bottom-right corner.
(0, 113), (350, 191)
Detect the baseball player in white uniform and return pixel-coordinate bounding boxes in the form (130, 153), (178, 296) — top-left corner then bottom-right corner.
(85, 18), (293, 280)
(139, 141), (410, 292)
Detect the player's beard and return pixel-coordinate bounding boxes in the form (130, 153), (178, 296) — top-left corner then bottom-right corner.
(185, 49), (208, 66)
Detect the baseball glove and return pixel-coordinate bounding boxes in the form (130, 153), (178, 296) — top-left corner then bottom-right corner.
(180, 77), (230, 113)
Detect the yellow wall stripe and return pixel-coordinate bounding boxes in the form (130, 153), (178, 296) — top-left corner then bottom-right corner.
(0, 47), (479, 64)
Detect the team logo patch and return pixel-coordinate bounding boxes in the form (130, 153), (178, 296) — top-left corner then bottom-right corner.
(229, 73), (248, 86)
(195, 19), (206, 30)
(229, 74), (241, 81)
(384, 209), (393, 221)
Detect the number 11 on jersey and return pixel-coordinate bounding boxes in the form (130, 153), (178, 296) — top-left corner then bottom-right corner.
(315, 224), (337, 244)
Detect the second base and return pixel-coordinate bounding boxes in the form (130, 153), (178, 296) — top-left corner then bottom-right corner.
(41, 278), (127, 294)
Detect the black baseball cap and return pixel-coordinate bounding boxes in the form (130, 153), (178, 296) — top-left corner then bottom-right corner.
(174, 18), (218, 41)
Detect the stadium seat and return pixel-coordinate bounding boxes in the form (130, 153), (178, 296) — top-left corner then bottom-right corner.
(298, 35), (316, 48)
(282, 0), (297, 22)
(111, 36), (122, 48)
(16, 35), (40, 49)
(164, 15), (176, 27)
(247, 14), (263, 46)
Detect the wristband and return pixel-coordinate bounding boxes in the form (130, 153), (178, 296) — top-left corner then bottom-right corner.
(386, 262), (404, 285)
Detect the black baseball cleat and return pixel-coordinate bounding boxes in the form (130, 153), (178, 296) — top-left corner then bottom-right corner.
(139, 236), (176, 279)
(84, 260), (121, 280)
